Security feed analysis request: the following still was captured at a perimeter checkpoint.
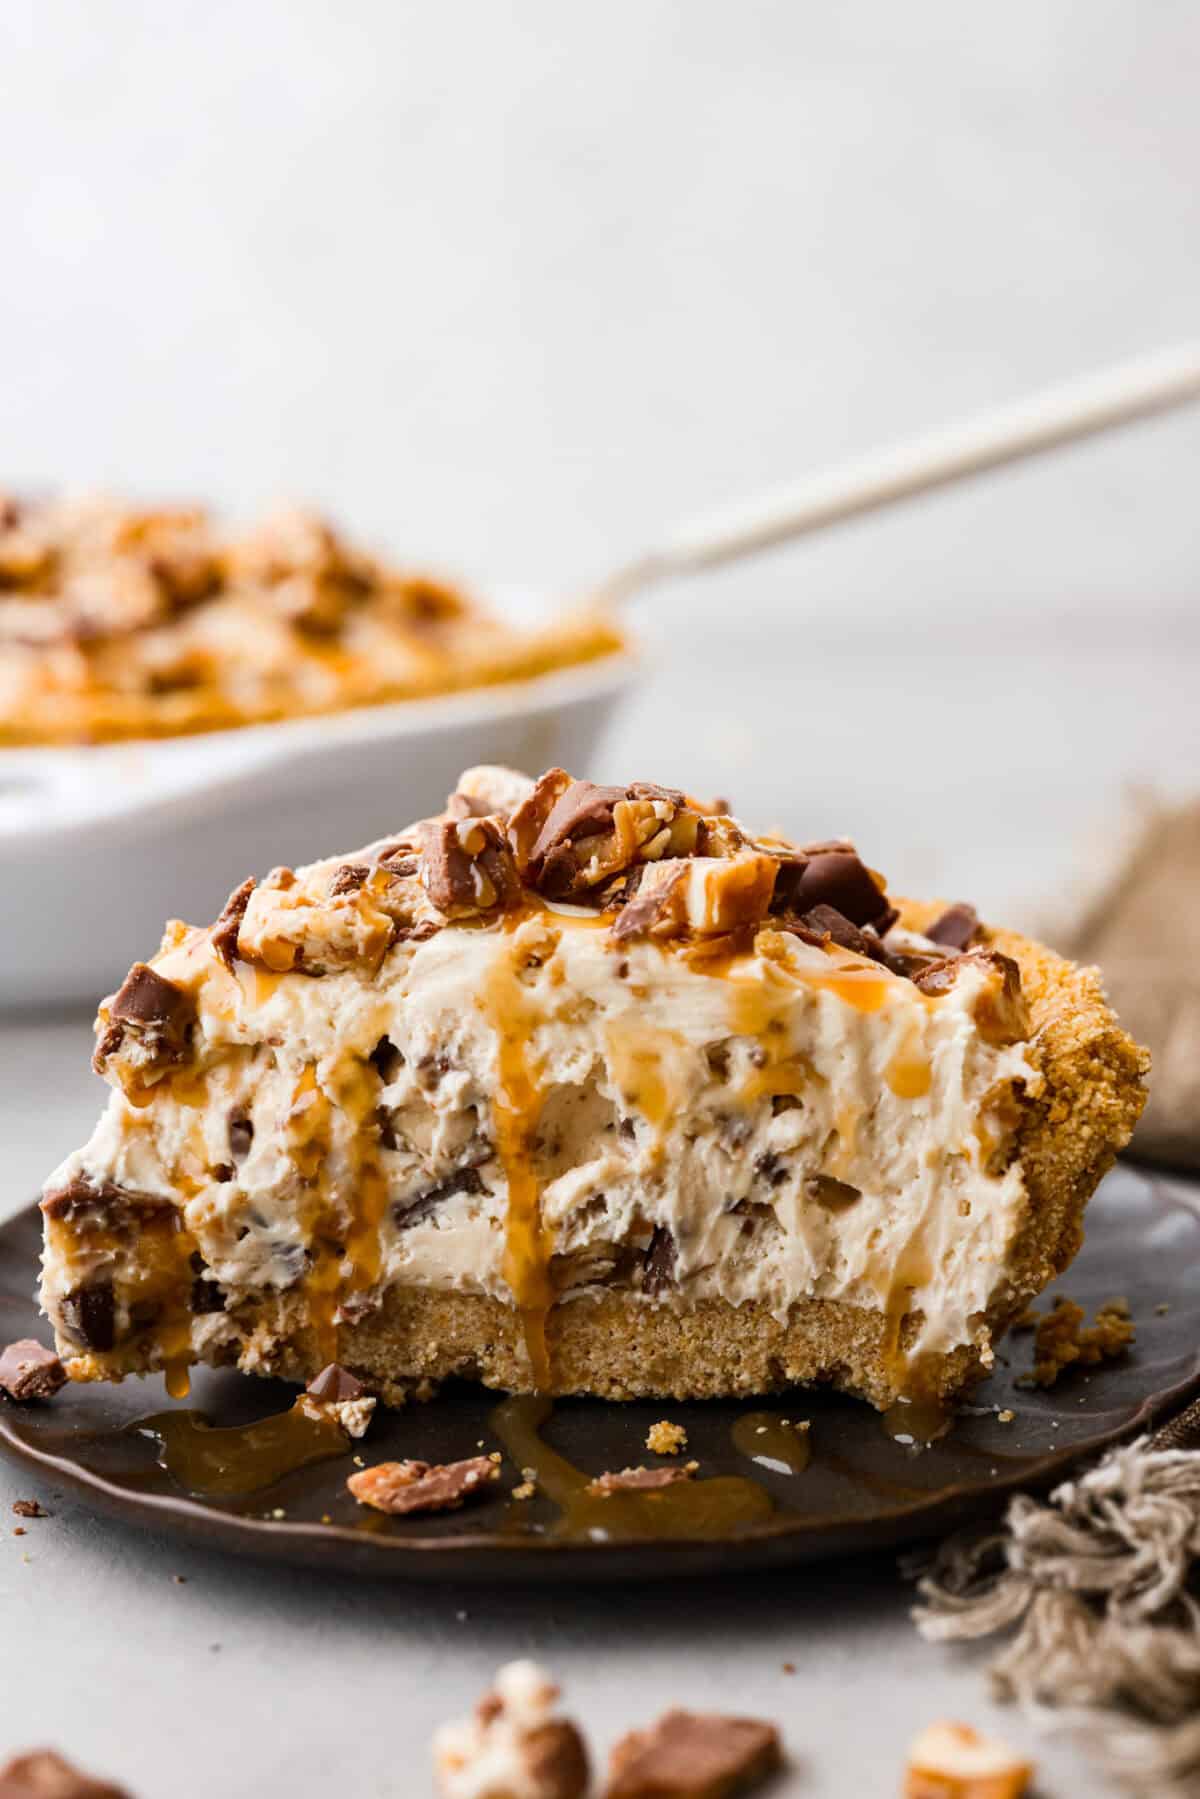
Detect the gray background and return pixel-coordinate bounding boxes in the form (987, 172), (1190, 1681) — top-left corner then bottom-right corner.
(2, 3), (1198, 1792)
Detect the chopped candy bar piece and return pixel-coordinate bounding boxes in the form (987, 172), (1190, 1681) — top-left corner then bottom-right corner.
(606, 1709), (782, 1797)
(904, 1720), (1033, 1799)
(433, 1661), (589, 1799)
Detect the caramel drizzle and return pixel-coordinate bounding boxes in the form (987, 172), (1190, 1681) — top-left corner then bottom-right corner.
(482, 919), (558, 1389)
(724, 939), (944, 1399)
(286, 1064), (341, 1368)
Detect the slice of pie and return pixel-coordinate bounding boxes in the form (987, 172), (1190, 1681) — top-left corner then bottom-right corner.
(39, 766), (1148, 1410)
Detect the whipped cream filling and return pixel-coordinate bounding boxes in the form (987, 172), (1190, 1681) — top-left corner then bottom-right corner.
(43, 899), (1038, 1380)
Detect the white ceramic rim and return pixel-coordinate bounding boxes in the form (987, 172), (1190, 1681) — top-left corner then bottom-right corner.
(0, 648), (640, 851)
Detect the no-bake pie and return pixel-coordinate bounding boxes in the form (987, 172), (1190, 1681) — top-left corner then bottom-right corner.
(0, 494), (621, 744)
(39, 766), (1148, 1410)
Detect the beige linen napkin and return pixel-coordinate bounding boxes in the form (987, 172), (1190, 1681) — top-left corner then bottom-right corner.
(911, 1396), (1200, 1797)
(1057, 797), (1200, 1169)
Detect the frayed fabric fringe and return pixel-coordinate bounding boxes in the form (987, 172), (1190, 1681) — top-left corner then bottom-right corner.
(909, 1398), (1200, 1798)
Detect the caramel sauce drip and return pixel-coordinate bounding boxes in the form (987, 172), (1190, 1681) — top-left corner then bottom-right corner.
(605, 1019), (690, 1167)
(287, 1064), (341, 1366)
(728, 975), (821, 1107)
(48, 1204), (201, 1400)
(731, 1412), (812, 1476)
(882, 1395), (953, 1449)
(885, 1020), (932, 1099)
(491, 1396), (773, 1541)
(816, 970), (889, 1013)
(482, 921), (559, 1388)
(329, 1054), (392, 1298)
(132, 1399), (347, 1497)
(877, 1237), (935, 1394)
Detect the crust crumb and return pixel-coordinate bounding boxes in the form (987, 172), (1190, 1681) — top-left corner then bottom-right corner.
(1021, 1295), (1135, 1388)
(645, 1419), (689, 1455)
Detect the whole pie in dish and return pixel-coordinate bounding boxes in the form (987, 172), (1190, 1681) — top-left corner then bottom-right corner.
(39, 766), (1148, 1410)
(0, 495), (622, 745)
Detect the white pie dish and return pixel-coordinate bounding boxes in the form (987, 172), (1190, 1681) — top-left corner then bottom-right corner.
(0, 648), (636, 1011)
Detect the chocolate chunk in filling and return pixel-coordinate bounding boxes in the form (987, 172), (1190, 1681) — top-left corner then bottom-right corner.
(914, 949), (1028, 1044)
(228, 1115), (254, 1160)
(642, 1226), (677, 1296)
(0, 1338), (67, 1403)
(41, 1176), (179, 1236)
(60, 1281), (116, 1353)
(395, 1165), (486, 1230)
(188, 1254), (226, 1315)
(211, 876), (255, 968)
(925, 901), (981, 951)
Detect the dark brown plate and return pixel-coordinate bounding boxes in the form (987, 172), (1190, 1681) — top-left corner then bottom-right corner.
(2, 1168), (1197, 1581)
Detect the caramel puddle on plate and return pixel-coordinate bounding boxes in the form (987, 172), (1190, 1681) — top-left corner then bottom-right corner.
(491, 1395), (773, 1542)
(881, 1395), (955, 1451)
(731, 1411), (813, 1476)
(130, 1400), (348, 1498)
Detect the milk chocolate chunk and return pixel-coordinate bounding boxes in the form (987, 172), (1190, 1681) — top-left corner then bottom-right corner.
(395, 1164), (486, 1230)
(210, 874), (255, 971)
(306, 1362), (366, 1403)
(0, 1339), (66, 1403)
(642, 1226), (677, 1296)
(508, 767), (574, 870)
(421, 817), (521, 917)
(610, 863), (687, 941)
(587, 1464), (696, 1495)
(41, 1177), (177, 1235)
(796, 903), (874, 956)
(188, 1254), (226, 1315)
(914, 949), (1027, 1045)
(606, 1710), (783, 1798)
(776, 848), (893, 930)
(60, 1282), (116, 1353)
(95, 961), (196, 1069)
(347, 1453), (500, 1515)
(0, 1752), (134, 1799)
(327, 863), (369, 897)
(925, 902), (981, 952)
(531, 780), (628, 862)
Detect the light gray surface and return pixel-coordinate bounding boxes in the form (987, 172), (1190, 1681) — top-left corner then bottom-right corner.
(3, 2), (1197, 1792)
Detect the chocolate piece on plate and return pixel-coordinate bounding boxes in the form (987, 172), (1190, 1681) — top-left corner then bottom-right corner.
(587, 1464), (697, 1495)
(306, 1362), (366, 1403)
(347, 1454), (501, 1516)
(0, 1339), (66, 1403)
